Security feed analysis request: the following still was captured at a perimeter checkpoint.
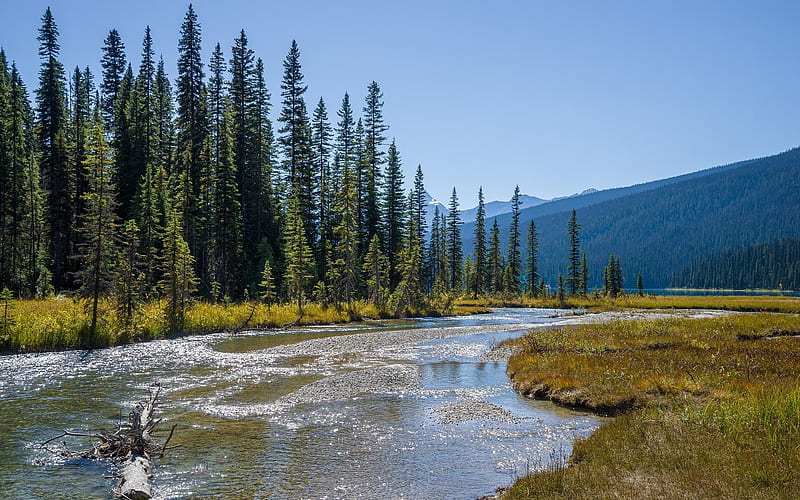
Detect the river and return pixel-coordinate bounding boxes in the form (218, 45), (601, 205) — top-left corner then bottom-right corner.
(0, 308), (600, 499)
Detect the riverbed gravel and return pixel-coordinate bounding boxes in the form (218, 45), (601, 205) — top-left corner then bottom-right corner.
(277, 364), (420, 405)
(433, 401), (519, 424)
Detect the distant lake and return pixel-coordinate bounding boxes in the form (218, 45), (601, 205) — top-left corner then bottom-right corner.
(640, 288), (800, 298)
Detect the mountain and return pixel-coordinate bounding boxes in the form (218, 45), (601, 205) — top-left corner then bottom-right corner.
(460, 194), (548, 223)
(423, 190), (449, 229)
(461, 148), (800, 288)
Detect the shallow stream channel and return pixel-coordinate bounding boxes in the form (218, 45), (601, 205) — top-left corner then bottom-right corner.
(0, 308), (600, 499)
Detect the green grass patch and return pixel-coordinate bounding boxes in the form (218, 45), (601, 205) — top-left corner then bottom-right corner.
(502, 312), (800, 499)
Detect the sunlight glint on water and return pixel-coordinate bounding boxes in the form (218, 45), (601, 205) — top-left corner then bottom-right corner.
(0, 308), (598, 499)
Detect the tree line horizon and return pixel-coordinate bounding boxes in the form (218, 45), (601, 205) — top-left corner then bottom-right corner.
(0, 5), (630, 331)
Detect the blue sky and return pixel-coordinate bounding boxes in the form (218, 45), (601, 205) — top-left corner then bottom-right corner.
(1, 1), (798, 205)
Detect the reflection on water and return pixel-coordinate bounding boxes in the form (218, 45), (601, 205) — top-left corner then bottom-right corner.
(0, 308), (599, 499)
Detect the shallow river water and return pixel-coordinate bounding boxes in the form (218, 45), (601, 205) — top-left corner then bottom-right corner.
(0, 308), (599, 499)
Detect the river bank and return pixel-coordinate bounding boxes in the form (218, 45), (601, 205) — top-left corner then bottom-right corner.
(0, 296), (490, 354)
(0, 307), (599, 499)
(499, 311), (800, 499)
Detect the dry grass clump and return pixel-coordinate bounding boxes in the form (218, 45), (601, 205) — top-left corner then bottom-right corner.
(502, 313), (800, 499)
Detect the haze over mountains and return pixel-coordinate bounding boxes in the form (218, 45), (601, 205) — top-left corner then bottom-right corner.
(437, 148), (800, 289)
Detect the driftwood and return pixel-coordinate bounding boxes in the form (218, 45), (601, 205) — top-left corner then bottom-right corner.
(40, 384), (177, 499)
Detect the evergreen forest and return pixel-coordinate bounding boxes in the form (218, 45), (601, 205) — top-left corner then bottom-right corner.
(2, 6), (798, 342)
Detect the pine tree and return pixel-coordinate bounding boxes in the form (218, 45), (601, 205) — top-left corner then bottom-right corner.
(361, 81), (388, 246)
(636, 272), (644, 296)
(113, 65), (136, 217)
(410, 165), (428, 288)
(428, 206), (444, 292)
(603, 253), (624, 298)
(312, 97), (333, 278)
(525, 220), (539, 296)
(212, 106), (243, 298)
(488, 218), (504, 293)
(153, 57), (174, 175)
(259, 258), (275, 308)
(159, 201), (198, 332)
(506, 185), (522, 294)
(100, 29), (126, 130)
(446, 188), (463, 290)
(283, 195), (314, 315)
(330, 164), (359, 308)
(566, 209), (581, 295)
(115, 219), (145, 333)
(580, 252), (589, 296)
(73, 111), (119, 338)
(229, 29), (263, 285)
(389, 202), (424, 316)
(175, 3), (209, 263)
(472, 187), (487, 298)
(279, 41), (315, 248)
(557, 273), (565, 305)
(36, 7), (70, 290)
(362, 233), (389, 309)
(381, 139), (406, 285)
(131, 26), (157, 208)
(67, 66), (93, 247)
(252, 57), (278, 270)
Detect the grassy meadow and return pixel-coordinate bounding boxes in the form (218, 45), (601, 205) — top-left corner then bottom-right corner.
(0, 296), (489, 353)
(502, 310), (800, 499)
(458, 294), (800, 314)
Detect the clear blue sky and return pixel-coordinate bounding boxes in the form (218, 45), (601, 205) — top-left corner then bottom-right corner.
(1, 1), (799, 205)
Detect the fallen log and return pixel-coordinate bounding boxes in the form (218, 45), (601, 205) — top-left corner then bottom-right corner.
(40, 384), (176, 499)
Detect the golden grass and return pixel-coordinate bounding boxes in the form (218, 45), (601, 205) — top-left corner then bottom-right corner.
(502, 312), (800, 499)
(0, 297), (489, 353)
(458, 294), (800, 314)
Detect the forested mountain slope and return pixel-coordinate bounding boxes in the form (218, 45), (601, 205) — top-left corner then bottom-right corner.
(463, 148), (800, 288)
(671, 239), (800, 290)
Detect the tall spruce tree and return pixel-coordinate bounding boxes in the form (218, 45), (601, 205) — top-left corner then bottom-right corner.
(279, 41), (315, 248)
(525, 220), (539, 296)
(212, 105), (243, 298)
(131, 26), (157, 210)
(410, 165), (428, 288)
(472, 187), (487, 298)
(566, 209), (581, 295)
(36, 7), (70, 290)
(381, 139), (405, 285)
(175, 3), (209, 261)
(446, 188), (463, 290)
(361, 81), (388, 246)
(311, 97), (333, 278)
(488, 218), (503, 293)
(506, 185), (522, 294)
